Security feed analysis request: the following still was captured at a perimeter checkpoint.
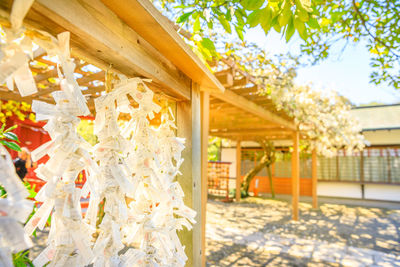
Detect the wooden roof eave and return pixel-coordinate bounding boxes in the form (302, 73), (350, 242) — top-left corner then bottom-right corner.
(101, 0), (225, 94)
(0, 0), (220, 100)
(211, 89), (296, 131)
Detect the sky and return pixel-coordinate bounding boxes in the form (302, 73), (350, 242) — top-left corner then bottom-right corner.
(245, 27), (400, 106)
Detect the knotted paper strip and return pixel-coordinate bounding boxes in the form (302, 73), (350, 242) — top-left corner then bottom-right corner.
(0, 145), (34, 267)
(26, 32), (97, 267)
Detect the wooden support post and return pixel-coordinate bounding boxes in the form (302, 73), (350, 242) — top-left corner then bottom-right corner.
(311, 149), (318, 209)
(360, 151), (365, 199)
(291, 131), (300, 221)
(176, 82), (201, 267)
(236, 141), (242, 202)
(200, 91), (209, 267)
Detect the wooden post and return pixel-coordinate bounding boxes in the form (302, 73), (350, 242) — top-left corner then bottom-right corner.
(311, 149), (318, 209)
(291, 131), (300, 221)
(236, 140), (241, 202)
(200, 91), (209, 267)
(360, 151), (365, 199)
(176, 82), (201, 267)
(336, 154), (340, 181)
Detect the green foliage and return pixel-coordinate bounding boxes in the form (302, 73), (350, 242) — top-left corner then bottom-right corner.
(156, 0), (315, 62)
(302, 0), (400, 89)
(12, 250), (34, 267)
(0, 124), (21, 151)
(157, 0), (400, 90)
(208, 137), (221, 161)
(24, 181), (37, 200)
(230, 188), (249, 198)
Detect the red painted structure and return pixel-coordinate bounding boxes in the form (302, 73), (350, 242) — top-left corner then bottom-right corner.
(5, 116), (89, 210)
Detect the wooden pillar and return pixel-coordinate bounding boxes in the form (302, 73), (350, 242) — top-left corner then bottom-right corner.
(311, 149), (318, 209)
(176, 82), (201, 267)
(236, 140), (241, 202)
(200, 91), (209, 267)
(360, 151), (365, 199)
(291, 131), (300, 221)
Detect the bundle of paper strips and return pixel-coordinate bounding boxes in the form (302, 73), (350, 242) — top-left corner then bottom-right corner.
(0, 145), (34, 267)
(25, 31), (100, 266)
(0, 1), (37, 266)
(118, 79), (196, 266)
(0, 0), (195, 266)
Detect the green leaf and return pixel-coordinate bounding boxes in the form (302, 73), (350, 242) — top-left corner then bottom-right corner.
(234, 10), (245, 25)
(273, 22), (282, 33)
(176, 11), (194, 23)
(297, 7), (309, 22)
(278, 2), (292, 27)
(4, 132), (19, 142)
(260, 7), (273, 34)
(294, 15), (307, 40)
(285, 17), (295, 42)
(307, 17), (320, 29)
(247, 9), (262, 27)
(235, 25), (244, 40)
(225, 8), (232, 21)
(241, 0), (264, 10)
(218, 15), (232, 33)
(0, 140), (21, 151)
(193, 16), (201, 32)
(4, 125), (17, 133)
(200, 38), (216, 51)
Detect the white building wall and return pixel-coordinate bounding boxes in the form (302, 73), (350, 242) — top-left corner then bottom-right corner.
(221, 145), (400, 202)
(363, 129), (400, 145)
(221, 148), (236, 178)
(317, 182), (362, 199)
(364, 184), (400, 201)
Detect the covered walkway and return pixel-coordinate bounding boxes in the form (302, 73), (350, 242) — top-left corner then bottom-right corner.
(203, 57), (319, 222)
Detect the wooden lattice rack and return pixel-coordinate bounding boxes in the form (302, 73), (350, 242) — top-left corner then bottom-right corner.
(207, 161), (231, 201)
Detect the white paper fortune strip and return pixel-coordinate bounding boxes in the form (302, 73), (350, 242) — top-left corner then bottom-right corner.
(0, 145), (34, 267)
(90, 78), (140, 266)
(25, 32), (97, 267)
(0, 0), (37, 97)
(117, 79), (196, 267)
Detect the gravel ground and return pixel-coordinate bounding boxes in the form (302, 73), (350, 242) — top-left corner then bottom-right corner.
(206, 197), (400, 267)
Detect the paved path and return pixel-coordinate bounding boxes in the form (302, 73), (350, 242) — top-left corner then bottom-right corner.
(206, 198), (400, 266)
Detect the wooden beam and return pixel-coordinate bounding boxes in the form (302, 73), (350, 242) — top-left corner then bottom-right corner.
(211, 128), (291, 135)
(81, 85), (106, 96)
(212, 132), (292, 141)
(215, 71), (233, 88)
(4, 0), (193, 100)
(211, 89), (295, 130)
(291, 131), (300, 221)
(77, 71), (105, 85)
(101, 0), (224, 93)
(312, 149), (318, 209)
(233, 85), (259, 95)
(231, 76), (248, 88)
(200, 90), (209, 267)
(34, 68), (58, 83)
(236, 141), (241, 202)
(0, 90), (54, 104)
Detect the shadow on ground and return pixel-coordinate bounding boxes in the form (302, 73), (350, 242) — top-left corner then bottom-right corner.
(206, 197), (400, 267)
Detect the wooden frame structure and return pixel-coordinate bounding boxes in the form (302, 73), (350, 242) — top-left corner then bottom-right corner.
(0, 0), (224, 266)
(205, 57), (320, 221)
